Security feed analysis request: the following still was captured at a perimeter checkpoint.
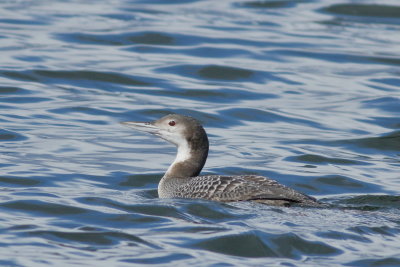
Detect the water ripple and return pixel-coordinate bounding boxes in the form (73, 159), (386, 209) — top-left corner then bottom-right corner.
(1, 0), (400, 265)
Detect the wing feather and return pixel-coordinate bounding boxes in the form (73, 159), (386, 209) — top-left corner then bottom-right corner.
(173, 175), (319, 206)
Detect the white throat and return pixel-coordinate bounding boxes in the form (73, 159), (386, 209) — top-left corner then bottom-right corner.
(163, 139), (192, 178)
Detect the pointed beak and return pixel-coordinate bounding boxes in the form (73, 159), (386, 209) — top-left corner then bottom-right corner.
(120, 121), (160, 135)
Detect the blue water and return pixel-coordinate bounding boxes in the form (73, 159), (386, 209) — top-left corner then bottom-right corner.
(1, 0), (400, 266)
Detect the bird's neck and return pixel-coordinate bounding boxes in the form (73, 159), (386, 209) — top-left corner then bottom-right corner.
(163, 135), (209, 179)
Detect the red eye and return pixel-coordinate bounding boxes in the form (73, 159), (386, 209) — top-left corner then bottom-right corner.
(168, 121), (176, 126)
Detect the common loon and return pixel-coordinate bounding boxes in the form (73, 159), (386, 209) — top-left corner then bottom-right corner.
(122, 114), (320, 207)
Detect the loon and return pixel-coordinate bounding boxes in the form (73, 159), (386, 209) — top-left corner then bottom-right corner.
(122, 114), (320, 207)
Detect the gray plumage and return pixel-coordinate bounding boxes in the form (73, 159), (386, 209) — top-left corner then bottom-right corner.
(122, 114), (321, 207)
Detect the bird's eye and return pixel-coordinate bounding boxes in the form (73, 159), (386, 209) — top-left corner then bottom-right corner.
(168, 121), (176, 126)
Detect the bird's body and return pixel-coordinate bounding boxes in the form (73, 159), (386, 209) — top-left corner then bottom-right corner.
(158, 174), (318, 206)
(122, 114), (321, 207)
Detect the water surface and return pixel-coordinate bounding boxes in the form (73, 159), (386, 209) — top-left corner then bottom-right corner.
(1, 0), (400, 266)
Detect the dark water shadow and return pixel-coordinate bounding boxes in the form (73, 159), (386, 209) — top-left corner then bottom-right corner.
(288, 154), (368, 165)
(125, 87), (275, 104)
(57, 31), (270, 47)
(0, 18), (49, 26)
(322, 4), (400, 18)
(0, 176), (41, 186)
(285, 130), (400, 156)
(0, 129), (27, 142)
(0, 200), (87, 215)
(319, 3), (400, 26)
(155, 64), (300, 84)
(335, 195), (400, 211)
(189, 230), (341, 258)
(1, 69), (153, 87)
(237, 0), (312, 9)
(339, 131), (400, 152)
(28, 229), (157, 249)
